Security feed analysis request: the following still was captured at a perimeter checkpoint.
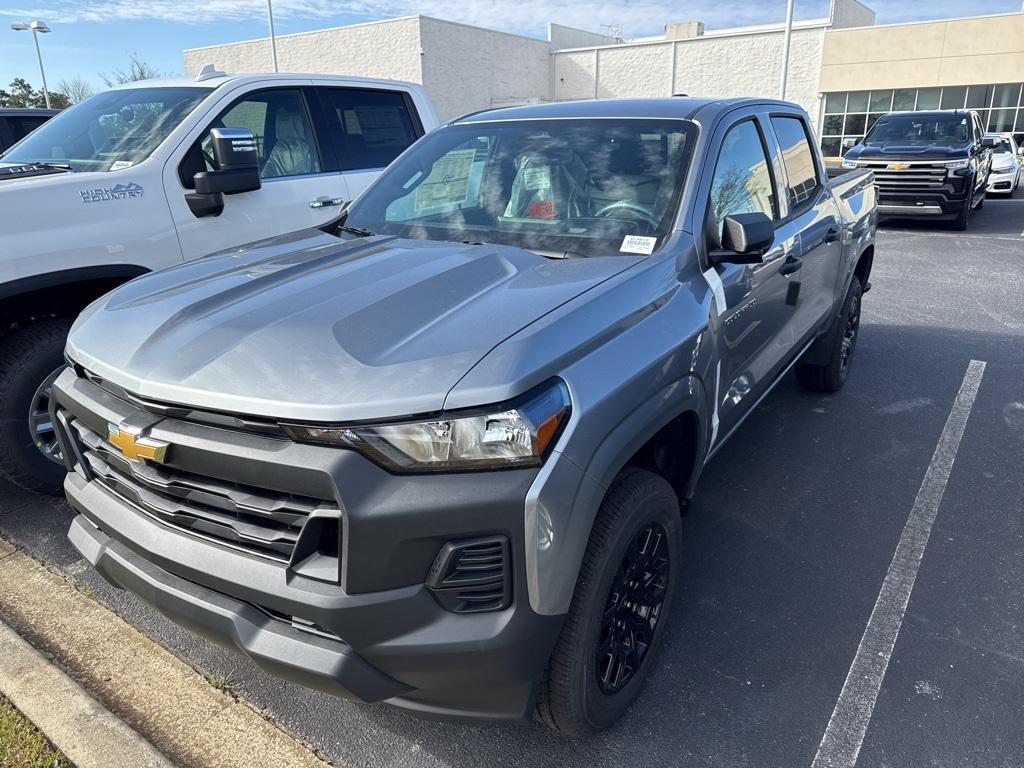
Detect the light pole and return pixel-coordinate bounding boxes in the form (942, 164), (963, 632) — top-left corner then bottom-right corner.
(266, 0), (279, 73)
(779, 0), (795, 100)
(10, 20), (52, 109)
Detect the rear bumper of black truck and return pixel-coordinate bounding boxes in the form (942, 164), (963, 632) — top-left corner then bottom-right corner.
(53, 368), (565, 721)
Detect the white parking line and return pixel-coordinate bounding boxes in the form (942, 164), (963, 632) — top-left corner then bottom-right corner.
(810, 359), (986, 768)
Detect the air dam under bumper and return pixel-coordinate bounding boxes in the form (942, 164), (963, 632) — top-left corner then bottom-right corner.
(68, 510), (412, 704)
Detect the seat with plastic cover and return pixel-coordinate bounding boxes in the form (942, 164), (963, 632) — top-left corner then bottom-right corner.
(263, 109), (320, 179)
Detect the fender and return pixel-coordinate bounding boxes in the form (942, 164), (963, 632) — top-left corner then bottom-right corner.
(525, 371), (710, 616)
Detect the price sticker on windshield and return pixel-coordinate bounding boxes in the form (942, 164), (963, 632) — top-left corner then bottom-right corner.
(620, 235), (657, 255)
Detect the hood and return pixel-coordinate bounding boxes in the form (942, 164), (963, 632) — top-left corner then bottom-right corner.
(991, 154), (1019, 170)
(847, 143), (970, 161)
(67, 230), (641, 422)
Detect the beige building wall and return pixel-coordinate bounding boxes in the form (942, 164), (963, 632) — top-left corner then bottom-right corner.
(553, 26), (828, 125)
(820, 12), (1024, 92)
(183, 17), (424, 84)
(418, 18), (551, 120)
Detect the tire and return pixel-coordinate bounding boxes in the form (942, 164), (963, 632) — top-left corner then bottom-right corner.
(0, 318), (72, 495)
(537, 468), (682, 736)
(950, 197), (971, 231)
(795, 276), (862, 393)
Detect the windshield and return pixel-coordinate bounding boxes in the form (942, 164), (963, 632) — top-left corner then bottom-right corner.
(0, 86), (210, 172)
(991, 137), (1013, 154)
(864, 114), (970, 147)
(342, 118), (697, 257)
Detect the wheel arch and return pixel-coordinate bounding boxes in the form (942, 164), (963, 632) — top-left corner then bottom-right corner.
(0, 265), (149, 330)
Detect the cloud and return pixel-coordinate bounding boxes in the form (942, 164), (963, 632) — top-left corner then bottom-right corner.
(0, 0), (1016, 38)
(0, 0), (833, 38)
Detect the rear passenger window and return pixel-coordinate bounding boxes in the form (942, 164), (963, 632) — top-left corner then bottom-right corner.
(319, 88), (420, 171)
(771, 116), (819, 210)
(710, 119), (777, 226)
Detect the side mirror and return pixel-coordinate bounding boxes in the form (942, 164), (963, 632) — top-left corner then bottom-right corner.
(980, 136), (998, 148)
(185, 127), (261, 218)
(842, 137), (857, 149)
(710, 212), (774, 265)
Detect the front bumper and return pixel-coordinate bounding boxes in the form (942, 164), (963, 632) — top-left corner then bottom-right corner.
(987, 170), (1017, 192)
(54, 369), (565, 720)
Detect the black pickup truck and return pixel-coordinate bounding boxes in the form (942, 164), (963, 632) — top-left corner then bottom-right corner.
(841, 110), (996, 230)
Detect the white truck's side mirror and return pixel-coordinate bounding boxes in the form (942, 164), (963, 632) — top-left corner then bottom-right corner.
(186, 128), (262, 218)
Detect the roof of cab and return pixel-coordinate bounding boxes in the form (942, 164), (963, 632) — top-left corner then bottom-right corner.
(108, 72), (424, 92)
(453, 97), (805, 124)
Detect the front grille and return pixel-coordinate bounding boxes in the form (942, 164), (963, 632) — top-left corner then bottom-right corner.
(859, 162), (949, 193)
(67, 416), (336, 562)
(427, 536), (512, 613)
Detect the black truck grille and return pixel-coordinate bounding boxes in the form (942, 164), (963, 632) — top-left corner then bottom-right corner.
(68, 417), (336, 562)
(860, 162), (949, 193)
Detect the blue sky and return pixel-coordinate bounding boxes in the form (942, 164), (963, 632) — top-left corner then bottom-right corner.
(0, 0), (1020, 93)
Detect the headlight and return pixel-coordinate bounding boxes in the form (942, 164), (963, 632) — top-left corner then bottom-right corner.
(286, 379), (571, 472)
(944, 159), (969, 170)
(992, 165), (1012, 174)
(841, 158), (858, 169)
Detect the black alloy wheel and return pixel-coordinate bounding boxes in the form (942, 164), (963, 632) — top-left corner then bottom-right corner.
(596, 522), (670, 695)
(839, 290), (861, 380)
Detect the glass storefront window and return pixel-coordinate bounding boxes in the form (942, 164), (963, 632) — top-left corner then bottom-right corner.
(824, 93), (847, 114)
(893, 90), (916, 111)
(992, 84), (1022, 108)
(869, 91), (893, 112)
(820, 136), (842, 158)
(989, 109), (1016, 132)
(844, 114), (866, 135)
(940, 86), (967, 110)
(965, 85), (992, 109)
(915, 88), (940, 110)
(823, 115), (843, 134)
(846, 91), (869, 113)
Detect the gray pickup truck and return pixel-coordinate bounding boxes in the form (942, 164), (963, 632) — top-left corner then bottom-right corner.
(51, 97), (876, 735)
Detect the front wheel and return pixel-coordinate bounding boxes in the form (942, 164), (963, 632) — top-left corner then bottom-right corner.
(0, 318), (72, 495)
(951, 197), (971, 231)
(795, 276), (862, 393)
(537, 468), (681, 735)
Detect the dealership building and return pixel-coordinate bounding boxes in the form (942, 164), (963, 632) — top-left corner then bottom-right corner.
(184, 0), (1024, 157)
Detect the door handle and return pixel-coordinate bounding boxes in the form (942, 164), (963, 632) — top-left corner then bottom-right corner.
(310, 196), (346, 209)
(778, 255), (803, 275)
(824, 227), (840, 244)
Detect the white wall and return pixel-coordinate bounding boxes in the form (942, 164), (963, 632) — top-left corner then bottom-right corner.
(553, 27), (828, 125)
(548, 23), (614, 50)
(829, 0), (876, 29)
(183, 17), (423, 83)
(419, 18), (551, 120)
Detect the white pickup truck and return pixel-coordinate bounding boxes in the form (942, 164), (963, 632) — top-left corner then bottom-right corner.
(0, 70), (438, 494)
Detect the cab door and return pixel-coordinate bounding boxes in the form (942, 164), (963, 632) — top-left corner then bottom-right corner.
(312, 86), (426, 202)
(163, 85), (352, 261)
(766, 113), (843, 343)
(700, 116), (796, 443)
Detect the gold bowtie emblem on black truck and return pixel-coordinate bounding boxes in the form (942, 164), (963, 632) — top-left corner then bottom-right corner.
(107, 423), (168, 464)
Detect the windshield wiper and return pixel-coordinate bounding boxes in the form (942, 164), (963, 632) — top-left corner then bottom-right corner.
(25, 161), (73, 171)
(336, 224), (373, 238)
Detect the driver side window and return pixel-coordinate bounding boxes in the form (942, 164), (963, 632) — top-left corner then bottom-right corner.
(710, 120), (777, 228)
(179, 89), (321, 187)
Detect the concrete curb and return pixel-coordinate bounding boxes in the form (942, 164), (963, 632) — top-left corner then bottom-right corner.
(0, 539), (333, 768)
(0, 618), (175, 768)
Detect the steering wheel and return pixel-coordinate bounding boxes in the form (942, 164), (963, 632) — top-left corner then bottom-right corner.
(593, 200), (660, 230)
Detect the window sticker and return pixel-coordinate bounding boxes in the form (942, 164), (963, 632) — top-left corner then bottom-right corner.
(523, 165), (551, 191)
(620, 235), (657, 255)
(414, 149), (477, 210)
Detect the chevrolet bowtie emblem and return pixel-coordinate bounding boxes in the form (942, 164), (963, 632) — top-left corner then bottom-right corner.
(107, 423), (169, 464)
(887, 162), (910, 171)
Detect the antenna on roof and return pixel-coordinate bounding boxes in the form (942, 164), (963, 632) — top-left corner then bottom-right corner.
(195, 64), (227, 82)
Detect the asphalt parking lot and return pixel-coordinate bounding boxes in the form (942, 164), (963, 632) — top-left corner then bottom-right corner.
(1, 189), (1022, 768)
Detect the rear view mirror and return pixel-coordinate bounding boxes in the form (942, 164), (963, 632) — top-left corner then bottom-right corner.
(710, 212), (774, 265)
(185, 127), (261, 218)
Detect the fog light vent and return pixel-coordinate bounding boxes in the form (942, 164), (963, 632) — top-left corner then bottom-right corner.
(426, 536), (511, 613)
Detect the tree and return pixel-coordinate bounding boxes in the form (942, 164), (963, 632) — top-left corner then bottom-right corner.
(0, 77), (70, 109)
(100, 54), (164, 87)
(57, 75), (95, 104)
